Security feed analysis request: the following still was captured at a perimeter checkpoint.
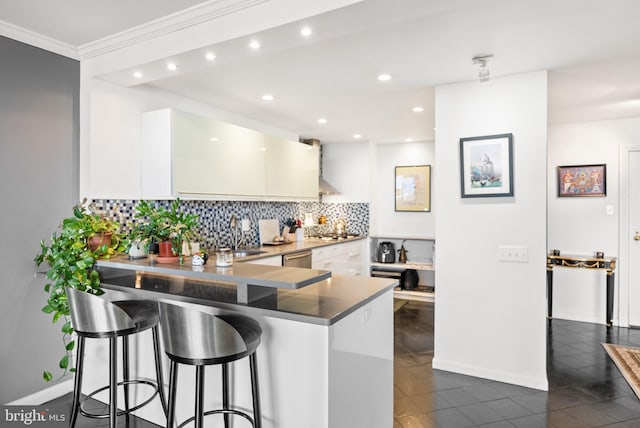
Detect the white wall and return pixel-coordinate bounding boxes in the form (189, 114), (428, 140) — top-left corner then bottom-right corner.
(433, 71), (548, 390)
(321, 141), (371, 203)
(548, 117), (640, 326)
(371, 141), (435, 238)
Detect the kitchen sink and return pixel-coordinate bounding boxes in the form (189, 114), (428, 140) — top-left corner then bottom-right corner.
(233, 249), (267, 257)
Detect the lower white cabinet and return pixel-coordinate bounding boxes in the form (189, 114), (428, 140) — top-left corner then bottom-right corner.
(312, 240), (365, 276)
(246, 255), (282, 266)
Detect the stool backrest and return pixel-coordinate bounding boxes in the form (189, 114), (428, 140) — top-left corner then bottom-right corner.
(158, 301), (251, 361)
(67, 288), (135, 334)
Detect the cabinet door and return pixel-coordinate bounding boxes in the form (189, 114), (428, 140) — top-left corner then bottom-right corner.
(265, 138), (319, 199)
(172, 110), (266, 198)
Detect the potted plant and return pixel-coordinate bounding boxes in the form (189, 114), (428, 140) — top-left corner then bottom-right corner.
(34, 199), (125, 382)
(133, 199), (200, 263)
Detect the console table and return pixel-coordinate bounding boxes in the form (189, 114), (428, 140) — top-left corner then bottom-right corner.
(546, 253), (617, 327)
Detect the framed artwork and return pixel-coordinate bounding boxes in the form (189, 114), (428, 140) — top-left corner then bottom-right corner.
(557, 164), (606, 197)
(459, 133), (514, 198)
(395, 165), (431, 212)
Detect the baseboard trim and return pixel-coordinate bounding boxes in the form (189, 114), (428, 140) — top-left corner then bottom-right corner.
(6, 379), (74, 405)
(432, 357), (548, 391)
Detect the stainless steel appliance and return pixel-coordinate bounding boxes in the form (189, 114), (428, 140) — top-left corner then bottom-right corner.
(282, 250), (312, 269)
(377, 241), (395, 263)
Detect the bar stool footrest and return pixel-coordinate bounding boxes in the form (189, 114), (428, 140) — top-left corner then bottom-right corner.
(176, 409), (255, 428)
(79, 379), (159, 419)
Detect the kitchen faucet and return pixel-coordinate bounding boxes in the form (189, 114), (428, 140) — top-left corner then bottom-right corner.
(229, 215), (242, 250)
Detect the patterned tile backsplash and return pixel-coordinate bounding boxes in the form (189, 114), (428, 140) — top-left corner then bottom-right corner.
(92, 199), (369, 250)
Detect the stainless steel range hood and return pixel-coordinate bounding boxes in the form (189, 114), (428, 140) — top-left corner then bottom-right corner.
(319, 177), (339, 195)
(300, 138), (340, 196)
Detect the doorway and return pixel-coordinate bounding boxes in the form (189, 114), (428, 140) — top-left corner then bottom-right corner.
(625, 148), (640, 326)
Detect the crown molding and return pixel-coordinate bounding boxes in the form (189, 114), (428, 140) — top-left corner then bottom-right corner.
(0, 19), (79, 59)
(78, 0), (269, 60)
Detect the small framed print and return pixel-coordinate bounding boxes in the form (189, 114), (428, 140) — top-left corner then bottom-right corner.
(557, 164), (606, 197)
(460, 133), (514, 198)
(395, 165), (431, 212)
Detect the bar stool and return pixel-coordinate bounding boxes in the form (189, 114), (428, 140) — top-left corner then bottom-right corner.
(157, 300), (262, 428)
(66, 288), (168, 428)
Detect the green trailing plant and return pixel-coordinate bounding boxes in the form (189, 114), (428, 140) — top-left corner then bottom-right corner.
(34, 199), (125, 382)
(133, 199), (200, 263)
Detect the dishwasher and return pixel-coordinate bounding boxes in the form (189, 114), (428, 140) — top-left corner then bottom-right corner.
(282, 250), (312, 268)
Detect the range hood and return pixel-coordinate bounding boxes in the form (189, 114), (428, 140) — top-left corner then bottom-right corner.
(319, 177), (339, 195)
(300, 138), (340, 196)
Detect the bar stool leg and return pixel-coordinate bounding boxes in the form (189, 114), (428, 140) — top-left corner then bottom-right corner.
(109, 336), (118, 428)
(69, 336), (86, 428)
(152, 326), (168, 416)
(123, 335), (130, 426)
(222, 363), (230, 428)
(250, 352), (262, 428)
(167, 361), (178, 428)
(194, 366), (205, 428)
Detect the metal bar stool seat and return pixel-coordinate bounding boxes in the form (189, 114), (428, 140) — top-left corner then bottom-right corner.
(67, 288), (168, 428)
(158, 300), (262, 428)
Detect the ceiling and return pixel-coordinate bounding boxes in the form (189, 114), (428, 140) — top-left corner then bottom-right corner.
(2, 0), (640, 144)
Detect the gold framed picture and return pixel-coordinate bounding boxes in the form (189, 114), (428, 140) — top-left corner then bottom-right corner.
(395, 165), (431, 212)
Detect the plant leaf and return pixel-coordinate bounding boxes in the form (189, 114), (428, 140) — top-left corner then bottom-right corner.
(59, 354), (69, 369)
(43, 371), (52, 382)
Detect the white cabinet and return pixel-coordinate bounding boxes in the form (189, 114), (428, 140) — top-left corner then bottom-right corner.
(141, 108), (319, 200)
(312, 240), (365, 276)
(246, 255), (282, 266)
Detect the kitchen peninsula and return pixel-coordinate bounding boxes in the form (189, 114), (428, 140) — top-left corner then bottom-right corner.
(83, 251), (395, 428)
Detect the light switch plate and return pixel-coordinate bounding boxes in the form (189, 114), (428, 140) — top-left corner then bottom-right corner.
(498, 245), (528, 262)
(606, 205), (614, 216)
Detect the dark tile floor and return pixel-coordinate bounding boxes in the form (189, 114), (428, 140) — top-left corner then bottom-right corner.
(393, 300), (640, 428)
(47, 299), (640, 427)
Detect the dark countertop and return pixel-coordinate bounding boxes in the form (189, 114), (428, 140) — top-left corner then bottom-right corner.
(233, 235), (366, 261)
(95, 236), (394, 325)
(98, 267), (396, 326)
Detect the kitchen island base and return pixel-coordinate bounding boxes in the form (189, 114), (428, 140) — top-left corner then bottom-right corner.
(78, 285), (393, 428)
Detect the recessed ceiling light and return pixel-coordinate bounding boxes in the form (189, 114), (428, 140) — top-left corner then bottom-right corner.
(259, 147), (267, 151)
(377, 73), (392, 82)
(300, 26), (312, 37)
(317, 118), (327, 124)
(133, 71), (143, 79)
(210, 137), (219, 142)
(353, 134), (361, 139)
(405, 138), (413, 142)
(205, 52), (216, 61)
(262, 94), (274, 101)
(412, 106), (424, 113)
(167, 62), (178, 71)
(249, 40), (261, 50)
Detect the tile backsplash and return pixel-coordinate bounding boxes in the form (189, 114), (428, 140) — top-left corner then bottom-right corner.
(92, 199), (369, 250)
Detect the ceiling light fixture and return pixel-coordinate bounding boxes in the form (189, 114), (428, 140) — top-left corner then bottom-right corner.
(133, 71), (143, 79)
(317, 118), (327, 124)
(205, 52), (216, 61)
(262, 94), (274, 101)
(412, 106), (424, 113)
(300, 26), (312, 37)
(405, 138), (413, 142)
(353, 134), (361, 139)
(210, 137), (219, 142)
(167, 62), (178, 71)
(249, 40), (261, 50)
(472, 55), (493, 82)
(377, 73), (392, 82)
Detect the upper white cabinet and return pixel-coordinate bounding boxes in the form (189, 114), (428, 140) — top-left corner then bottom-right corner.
(141, 108), (319, 200)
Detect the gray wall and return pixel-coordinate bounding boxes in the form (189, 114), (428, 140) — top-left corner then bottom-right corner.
(0, 36), (79, 403)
